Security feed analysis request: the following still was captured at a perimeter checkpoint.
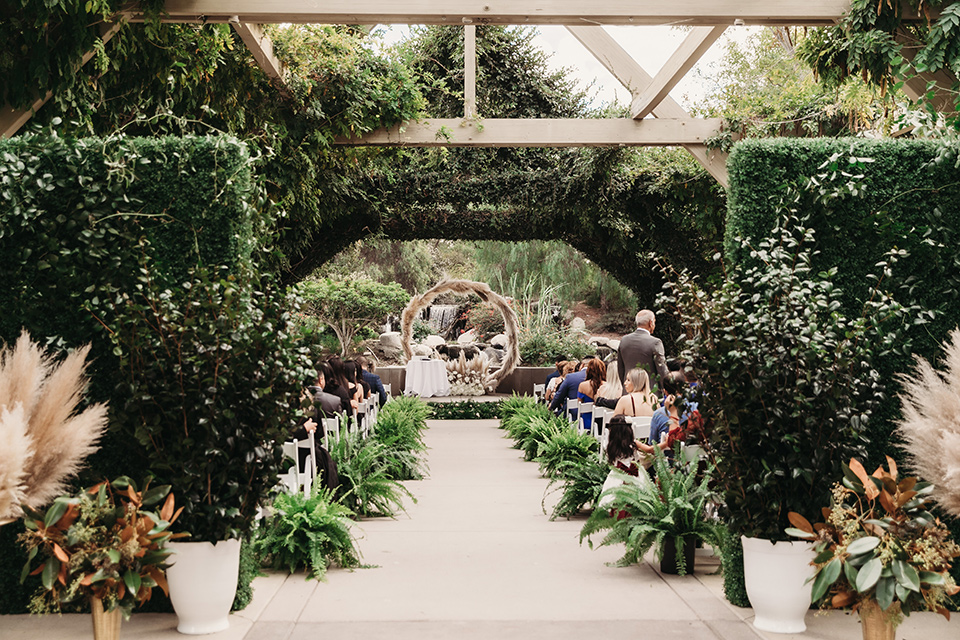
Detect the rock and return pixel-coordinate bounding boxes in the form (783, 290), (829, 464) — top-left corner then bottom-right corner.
(569, 317), (587, 333)
(595, 345), (614, 361)
(589, 336), (610, 347)
(608, 339), (620, 352)
(422, 335), (446, 349)
(490, 333), (508, 348)
(380, 331), (403, 358)
(457, 328), (477, 344)
(412, 344), (434, 357)
(437, 344), (480, 361)
(483, 346), (503, 365)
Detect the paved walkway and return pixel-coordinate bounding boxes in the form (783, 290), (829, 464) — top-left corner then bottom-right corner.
(4, 419), (959, 639)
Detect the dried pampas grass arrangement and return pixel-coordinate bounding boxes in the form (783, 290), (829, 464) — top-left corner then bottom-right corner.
(400, 279), (520, 388)
(896, 328), (960, 518)
(0, 331), (107, 524)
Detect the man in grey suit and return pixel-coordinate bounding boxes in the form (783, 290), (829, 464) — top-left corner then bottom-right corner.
(616, 309), (669, 391)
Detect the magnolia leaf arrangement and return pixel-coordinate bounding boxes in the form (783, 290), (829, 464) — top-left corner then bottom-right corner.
(787, 458), (960, 619)
(0, 331), (107, 524)
(18, 477), (185, 618)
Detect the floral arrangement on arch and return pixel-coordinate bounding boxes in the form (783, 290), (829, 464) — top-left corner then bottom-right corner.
(446, 352), (494, 396)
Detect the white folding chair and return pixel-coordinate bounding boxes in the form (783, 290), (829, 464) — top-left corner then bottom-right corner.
(595, 407), (612, 462)
(565, 397), (579, 424)
(279, 442), (300, 494)
(628, 416), (652, 442)
(281, 432), (316, 495)
(577, 401), (594, 435)
(533, 383), (546, 403)
(321, 416), (340, 449)
(682, 444), (704, 465)
(383, 383), (392, 401)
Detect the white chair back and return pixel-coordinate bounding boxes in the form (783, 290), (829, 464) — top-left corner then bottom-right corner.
(627, 416), (652, 442)
(281, 432), (316, 495)
(533, 383), (546, 403)
(577, 401), (594, 435)
(565, 397), (579, 424)
(322, 417), (340, 449)
(383, 383), (393, 400)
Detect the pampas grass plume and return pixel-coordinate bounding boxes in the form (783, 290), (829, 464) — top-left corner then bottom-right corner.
(897, 328), (960, 518)
(0, 331), (107, 521)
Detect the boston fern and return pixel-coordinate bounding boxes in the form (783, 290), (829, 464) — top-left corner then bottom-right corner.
(502, 402), (554, 449)
(580, 448), (725, 575)
(543, 458), (608, 520)
(254, 489), (361, 581)
(329, 432), (415, 518)
(522, 415), (566, 462)
(536, 427), (598, 478)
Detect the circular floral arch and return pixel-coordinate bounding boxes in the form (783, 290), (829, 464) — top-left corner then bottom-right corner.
(400, 279), (521, 390)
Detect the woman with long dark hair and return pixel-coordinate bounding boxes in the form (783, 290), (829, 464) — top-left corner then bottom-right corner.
(576, 358), (606, 432)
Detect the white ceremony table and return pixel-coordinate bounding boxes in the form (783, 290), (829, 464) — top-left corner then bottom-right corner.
(404, 357), (450, 398)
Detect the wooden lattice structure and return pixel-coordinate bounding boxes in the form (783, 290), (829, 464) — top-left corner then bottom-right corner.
(1, 2), (953, 187)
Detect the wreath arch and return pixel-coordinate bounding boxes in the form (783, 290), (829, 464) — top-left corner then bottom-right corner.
(400, 279), (520, 392)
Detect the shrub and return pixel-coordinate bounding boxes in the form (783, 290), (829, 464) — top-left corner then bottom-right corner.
(501, 402), (555, 448)
(519, 329), (595, 366)
(536, 428), (599, 479)
(328, 431), (415, 517)
(254, 489), (362, 580)
(660, 213), (910, 541)
(429, 400), (502, 420)
(102, 265), (312, 542)
(542, 459), (608, 520)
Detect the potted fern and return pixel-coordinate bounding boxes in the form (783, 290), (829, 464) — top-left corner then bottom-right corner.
(787, 458), (959, 640)
(18, 478), (183, 640)
(579, 447), (725, 576)
(254, 488), (363, 580)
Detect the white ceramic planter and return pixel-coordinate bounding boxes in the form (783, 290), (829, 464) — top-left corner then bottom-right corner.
(166, 539), (241, 635)
(741, 535), (814, 634)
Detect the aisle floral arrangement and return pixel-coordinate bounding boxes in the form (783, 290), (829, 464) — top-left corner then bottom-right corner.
(445, 352), (494, 396)
(18, 477), (184, 618)
(787, 458), (959, 632)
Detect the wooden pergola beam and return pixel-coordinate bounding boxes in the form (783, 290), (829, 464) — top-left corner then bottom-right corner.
(231, 22), (286, 85)
(1, 21), (124, 138)
(128, 1), (867, 26)
(630, 25), (725, 119)
(464, 25), (477, 119)
(567, 25), (729, 186)
(335, 117), (723, 147)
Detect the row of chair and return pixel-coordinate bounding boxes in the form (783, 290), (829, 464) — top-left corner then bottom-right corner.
(279, 384), (393, 495)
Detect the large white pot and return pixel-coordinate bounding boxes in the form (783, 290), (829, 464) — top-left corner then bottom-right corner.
(166, 539), (241, 635)
(741, 536), (814, 634)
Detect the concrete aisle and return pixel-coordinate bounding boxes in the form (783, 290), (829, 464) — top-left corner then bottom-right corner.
(3, 418), (958, 640)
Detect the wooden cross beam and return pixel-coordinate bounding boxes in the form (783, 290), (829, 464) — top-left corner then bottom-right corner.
(567, 25), (729, 186)
(126, 1), (864, 26)
(335, 117), (723, 147)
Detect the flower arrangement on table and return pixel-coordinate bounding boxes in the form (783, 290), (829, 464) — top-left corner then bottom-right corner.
(787, 457), (959, 629)
(18, 477), (185, 619)
(446, 352), (494, 396)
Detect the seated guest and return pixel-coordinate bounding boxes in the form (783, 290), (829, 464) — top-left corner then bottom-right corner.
(345, 360), (370, 400)
(356, 355), (387, 407)
(637, 372), (694, 461)
(595, 360), (623, 410)
(604, 415), (651, 477)
(307, 369), (343, 419)
(544, 357), (566, 389)
(613, 368), (656, 418)
(321, 360), (353, 414)
(549, 361), (587, 417)
(545, 361), (573, 403)
(576, 358), (606, 432)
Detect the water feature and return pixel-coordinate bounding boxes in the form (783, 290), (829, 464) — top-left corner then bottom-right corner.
(426, 305), (459, 334)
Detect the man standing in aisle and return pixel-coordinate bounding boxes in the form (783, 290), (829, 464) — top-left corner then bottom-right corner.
(616, 309), (669, 391)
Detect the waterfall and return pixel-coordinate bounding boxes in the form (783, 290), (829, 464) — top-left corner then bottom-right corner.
(427, 305), (459, 333)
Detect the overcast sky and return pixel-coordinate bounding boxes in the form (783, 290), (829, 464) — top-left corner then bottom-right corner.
(378, 25), (759, 112)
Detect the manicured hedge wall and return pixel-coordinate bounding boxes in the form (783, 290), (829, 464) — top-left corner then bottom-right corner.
(0, 134), (256, 613)
(726, 138), (960, 608)
(727, 138), (960, 462)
